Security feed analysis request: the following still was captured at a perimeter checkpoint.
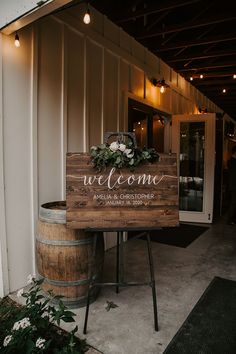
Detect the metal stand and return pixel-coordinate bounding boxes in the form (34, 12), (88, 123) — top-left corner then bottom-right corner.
(83, 231), (158, 334)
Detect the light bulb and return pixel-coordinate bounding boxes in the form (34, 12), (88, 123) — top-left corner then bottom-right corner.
(200, 74), (204, 79)
(14, 33), (20, 47)
(83, 9), (91, 24)
(222, 89), (226, 94)
(190, 76), (193, 81)
(233, 74), (236, 79)
(160, 85), (165, 93)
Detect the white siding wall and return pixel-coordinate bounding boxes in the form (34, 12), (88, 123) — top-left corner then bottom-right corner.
(0, 5), (225, 295)
(1, 27), (35, 293)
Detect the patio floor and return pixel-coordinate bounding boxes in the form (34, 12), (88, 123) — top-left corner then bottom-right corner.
(11, 216), (236, 354)
(56, 216), (236, 354)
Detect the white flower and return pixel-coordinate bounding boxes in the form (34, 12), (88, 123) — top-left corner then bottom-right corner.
(41, 311), (49, 319)
(27, 274), (34, 285)
(13, 317), (31, 331)
(3, 335), (12, 347)
(17, 288), (24, 298)
(36, 337), (46, 349)
(109, 141), (119, 152)
(118, 143), (126, 152)
(124, 148), (134, 158)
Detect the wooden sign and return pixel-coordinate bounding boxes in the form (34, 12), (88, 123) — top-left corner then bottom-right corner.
(66, 153), (179, 230)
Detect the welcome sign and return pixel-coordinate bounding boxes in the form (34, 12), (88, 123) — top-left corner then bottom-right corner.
(66, 153), (179, 230)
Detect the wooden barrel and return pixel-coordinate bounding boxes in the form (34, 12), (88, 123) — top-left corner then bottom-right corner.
(36, 201), (104, 308)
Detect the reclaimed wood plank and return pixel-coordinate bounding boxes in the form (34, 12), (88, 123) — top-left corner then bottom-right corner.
(66, 153), (179, 229)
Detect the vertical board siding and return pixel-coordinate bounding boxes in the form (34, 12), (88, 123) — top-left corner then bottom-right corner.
(67, 28), (85, 152)
(86, 39), (103, 146)
(160, 89), (171, 112)
(146, 80), (160, 107)
(120, 29), (132, 54)
(145, 51), (159, 72)
(103, 50), (119, 132)
(160, 59), (171, 81)
(38, 19), (63, 205)
(131, 65), (144, 98)
(104, 17), (120, 46)
(131, 39), (146, 63)
(171, 69), (178, 87)
(0, 33), (9, 297)
(2, 28), (34, 291)
(119, 59), (130, 130)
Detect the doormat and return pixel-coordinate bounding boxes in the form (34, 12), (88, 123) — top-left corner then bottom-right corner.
(128, 223), (209, 248)
(163, 277), (236, 354)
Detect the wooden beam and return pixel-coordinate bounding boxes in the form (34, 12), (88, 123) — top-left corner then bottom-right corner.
(178, 62), (236, 72)
(153, 35), (236, 53)
(168, 51), (236, 63)
(137, 15), (236, 39)
(115, 0), (201, 24)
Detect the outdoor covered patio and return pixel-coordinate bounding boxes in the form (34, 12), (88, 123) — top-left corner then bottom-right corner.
(1, 1), (236, 353)
(28, 217), (235, 354)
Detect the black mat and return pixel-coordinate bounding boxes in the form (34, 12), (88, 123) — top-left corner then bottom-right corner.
(163, 277), (236, 354)
(129, 223), (209, 248)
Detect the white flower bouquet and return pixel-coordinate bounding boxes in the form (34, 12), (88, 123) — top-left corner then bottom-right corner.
(90, 140), (159, 171)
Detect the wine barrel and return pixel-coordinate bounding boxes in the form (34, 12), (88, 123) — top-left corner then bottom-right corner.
(36, 201), (104, 308)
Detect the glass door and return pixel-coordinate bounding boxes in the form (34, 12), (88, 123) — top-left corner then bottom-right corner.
(172, 114), (216, 223)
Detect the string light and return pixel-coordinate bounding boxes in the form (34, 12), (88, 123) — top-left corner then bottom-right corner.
(14, 32), (20, 47)
(190, 76), (193, 81)
(233, 74), (236, 79)
(200, 74), (204, 79)
(83, 5), (91, 24)
(222, 89), (226, 94)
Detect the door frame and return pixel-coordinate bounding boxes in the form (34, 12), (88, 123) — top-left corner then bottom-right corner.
(172, 113), (216, 223)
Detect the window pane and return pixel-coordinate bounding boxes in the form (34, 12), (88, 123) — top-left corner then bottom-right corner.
(179, 122), (205, 212)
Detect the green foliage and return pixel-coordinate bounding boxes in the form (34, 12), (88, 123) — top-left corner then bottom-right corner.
(0, 278), (87, 354)
(90, 140), (159, 171)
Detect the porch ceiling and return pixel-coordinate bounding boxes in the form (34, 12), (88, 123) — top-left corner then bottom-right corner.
(90, 0), (236, 121)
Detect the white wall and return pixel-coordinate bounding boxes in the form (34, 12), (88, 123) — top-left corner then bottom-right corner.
(0, 4), (225, 295)
(1, 27), (35, 293)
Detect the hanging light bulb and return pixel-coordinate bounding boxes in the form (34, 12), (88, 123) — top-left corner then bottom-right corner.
(160, 85), (165, 93)
(233, 74), (236, 79)
(200, 74), (204, 79)
(83, 7), (91, 24)
(14, 32), (20, 47)
(190, 76), (193, 81)
(222, 88), (226, 94)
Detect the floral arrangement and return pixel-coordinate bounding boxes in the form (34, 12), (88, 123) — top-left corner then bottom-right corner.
(0, 275), (87, 354)
(90, 140), (159, 171)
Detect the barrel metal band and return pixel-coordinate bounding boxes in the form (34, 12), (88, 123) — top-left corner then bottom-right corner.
(36, 235), (93, 246)
(38, 275), (97, 286)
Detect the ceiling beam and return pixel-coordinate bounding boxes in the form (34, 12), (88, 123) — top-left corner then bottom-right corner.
(137, 15), (236, 39)
(196, 79), (236, 86)
(153, 34), (236, 52)
(115, 0), (201, 24)
(178, 62), (236, 72)
(168, 51), (236, 63)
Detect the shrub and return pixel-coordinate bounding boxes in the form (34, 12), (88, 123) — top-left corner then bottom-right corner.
(0, 276), (87, 354)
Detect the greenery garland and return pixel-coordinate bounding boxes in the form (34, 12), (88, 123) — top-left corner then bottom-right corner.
(90, 140), (159, 171)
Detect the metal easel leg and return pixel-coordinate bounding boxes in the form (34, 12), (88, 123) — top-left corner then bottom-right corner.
(146, 232), (159, 331)
(83, 232), (98, 334)
(116, 231), (121, 293)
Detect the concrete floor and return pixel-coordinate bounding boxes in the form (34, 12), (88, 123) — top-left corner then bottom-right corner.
(57, 216), (236, 354)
